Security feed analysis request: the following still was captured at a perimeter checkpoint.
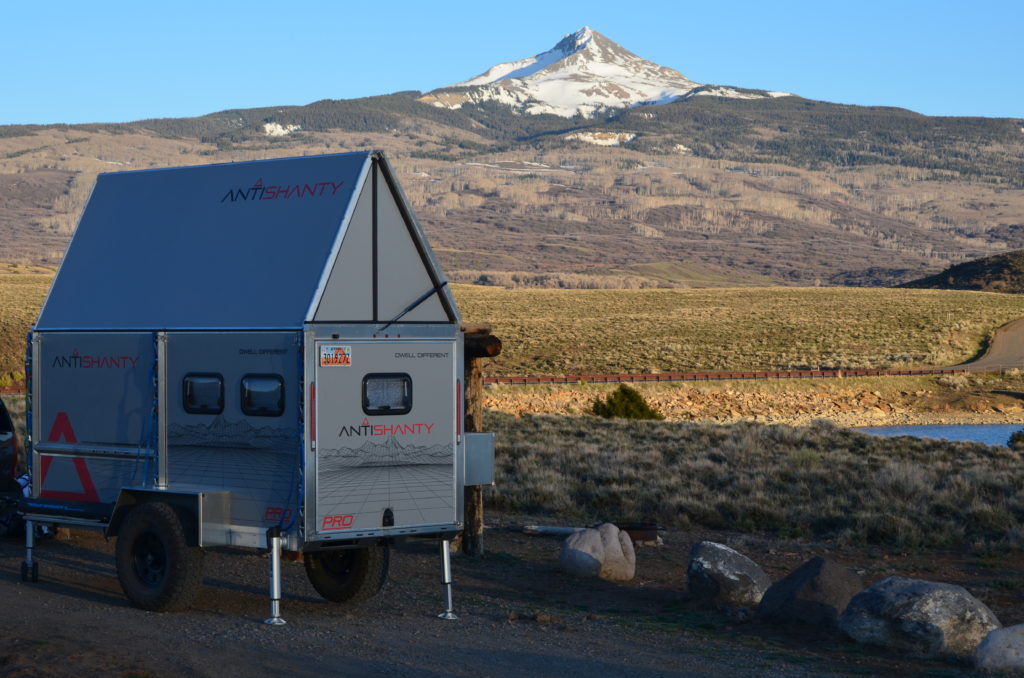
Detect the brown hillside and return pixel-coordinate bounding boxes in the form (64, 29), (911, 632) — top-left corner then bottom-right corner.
(2, 95), (1023, 287)
(902, 249), (1024, 293)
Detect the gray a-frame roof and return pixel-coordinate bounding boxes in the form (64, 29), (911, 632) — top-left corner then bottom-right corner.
(35, 151), (458, 331)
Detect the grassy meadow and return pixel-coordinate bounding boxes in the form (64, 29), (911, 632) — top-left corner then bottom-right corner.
(3, 277), (1024, 382)
(488, 412), (1024, 549)
(3, 271), (1024, 548)
(0, 267), (51, 385)
(454, 285), (1024, 375)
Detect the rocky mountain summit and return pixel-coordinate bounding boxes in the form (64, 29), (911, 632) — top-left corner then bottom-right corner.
(419, 27), (789, 118)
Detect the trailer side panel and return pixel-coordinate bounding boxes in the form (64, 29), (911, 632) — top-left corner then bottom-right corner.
(166, 331), (302, 545)
(33, 332), (154, 505)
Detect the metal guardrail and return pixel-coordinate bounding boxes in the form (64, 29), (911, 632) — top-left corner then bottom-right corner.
(483, 367), (969, 386)
(1, 365), (1004, 394)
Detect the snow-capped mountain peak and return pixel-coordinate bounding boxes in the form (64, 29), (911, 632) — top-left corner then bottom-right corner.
(454, 27), (597, 87)
(420, 27), (788, 119)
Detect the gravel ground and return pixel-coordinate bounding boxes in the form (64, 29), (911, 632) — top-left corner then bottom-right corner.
(0, 518), (994, 678)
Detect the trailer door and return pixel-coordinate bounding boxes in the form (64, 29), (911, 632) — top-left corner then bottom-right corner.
(313, 340), (456, 538)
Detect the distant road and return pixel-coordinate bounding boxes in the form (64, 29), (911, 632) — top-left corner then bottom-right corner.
(957, 317), (1024, 373)
(5, 318), (1022, 395)
(484, 367), (964, 385)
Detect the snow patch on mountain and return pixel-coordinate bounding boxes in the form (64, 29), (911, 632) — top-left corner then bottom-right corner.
(422, 27), (792, 119)
(689, 86), (793, 101)
(454, 28), (594, 87)
(461, 160), (570, 173)
(565, 131), (637, 146)
(263, 122), (301, 136)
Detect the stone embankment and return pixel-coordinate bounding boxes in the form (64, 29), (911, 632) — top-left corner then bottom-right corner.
(484, 383), (1024, 427)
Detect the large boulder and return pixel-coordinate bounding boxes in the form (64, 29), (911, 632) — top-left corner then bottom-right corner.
(758, 556), (864, 628)
(687, 541), (770, 608)
(839, 576), (1001, 658)
(976, 624), (1024, 673)
(559, 523), (636, 582)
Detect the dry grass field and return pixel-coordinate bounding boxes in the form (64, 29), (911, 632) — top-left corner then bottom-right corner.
(487, 411), (1024, 549)
(3, 278), (1024, 382)
(0, 266), (51, 385)
(453, 285), (1024, 375)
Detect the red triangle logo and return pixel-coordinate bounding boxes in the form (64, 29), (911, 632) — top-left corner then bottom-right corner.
(39, 413), (99, 503)
(47, 411), (77, 443)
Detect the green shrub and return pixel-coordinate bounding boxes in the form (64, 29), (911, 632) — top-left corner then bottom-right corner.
(592, 384), (664, 420)
(1009, 430), (1024, 451)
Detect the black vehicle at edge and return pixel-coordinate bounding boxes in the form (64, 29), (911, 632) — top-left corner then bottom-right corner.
(0, 396), (24, 536)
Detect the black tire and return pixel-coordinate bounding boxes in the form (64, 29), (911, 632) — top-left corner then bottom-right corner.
(115, 502), (204, 612)
(304, 545), (389, 604)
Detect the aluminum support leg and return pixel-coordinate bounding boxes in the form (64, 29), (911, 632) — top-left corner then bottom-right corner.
(437, 538), (457, 620)
(21, 520), (38, 582)
(264, 527), (286, 626)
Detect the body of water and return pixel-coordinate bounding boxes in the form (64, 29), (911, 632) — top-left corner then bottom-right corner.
(854, 424), (1022, 447)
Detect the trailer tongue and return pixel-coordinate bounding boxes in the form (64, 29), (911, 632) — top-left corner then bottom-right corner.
(19, 151), (494, 620)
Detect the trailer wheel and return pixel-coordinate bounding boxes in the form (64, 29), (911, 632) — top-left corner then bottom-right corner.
(304, 545), (389, 604)
(115, 502), (204, 612)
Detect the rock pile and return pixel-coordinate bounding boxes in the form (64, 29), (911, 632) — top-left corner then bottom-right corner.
(976, 624), (1024, 672)
(681, 543), (1005, 668)
(838, 576), (1000, 659)
(558, 523), (635, 582)
(758, 556), (863, 628)
(687, 541), (770, 609)
(555, 532), (1010, 668)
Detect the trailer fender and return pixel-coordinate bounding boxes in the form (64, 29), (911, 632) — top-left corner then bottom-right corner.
(106, 490), (203, 546)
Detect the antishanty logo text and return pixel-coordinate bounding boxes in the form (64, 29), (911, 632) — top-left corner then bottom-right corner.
(339, 418), (436, 437)
(221, 177), (345, 203)
(52, 349), (139, 369)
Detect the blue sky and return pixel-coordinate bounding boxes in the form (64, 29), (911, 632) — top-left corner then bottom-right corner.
(1, 0), (1020, 125)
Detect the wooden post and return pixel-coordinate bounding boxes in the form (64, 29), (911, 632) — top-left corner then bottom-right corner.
(461, 324), (501, 557)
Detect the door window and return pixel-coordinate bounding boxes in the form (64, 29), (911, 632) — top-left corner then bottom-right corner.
(362, 373), (412, 415)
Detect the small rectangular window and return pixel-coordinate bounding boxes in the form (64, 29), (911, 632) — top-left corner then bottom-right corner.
(241, 374), (285, 417)
(362, 373), (412, 416)
(183, 374), (224, 415)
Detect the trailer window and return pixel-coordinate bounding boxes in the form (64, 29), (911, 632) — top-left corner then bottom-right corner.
(362, 373), (412, 416)
(183, 374), (224, 414)
(241, 374), (285, 417)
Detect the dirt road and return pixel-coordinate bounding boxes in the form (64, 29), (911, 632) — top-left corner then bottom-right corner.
(959, 316), (1024, 372)
(0, 538), (782, 678)
(2, 517), (1008, 678)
